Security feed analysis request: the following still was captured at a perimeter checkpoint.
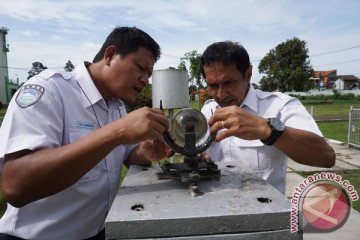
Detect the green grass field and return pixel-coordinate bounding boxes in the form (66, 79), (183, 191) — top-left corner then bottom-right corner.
(304, 101), (360, 117)
(317, 121), (349, 143)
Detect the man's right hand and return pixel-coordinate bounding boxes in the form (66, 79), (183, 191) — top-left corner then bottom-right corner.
(112, 107), (169, 145)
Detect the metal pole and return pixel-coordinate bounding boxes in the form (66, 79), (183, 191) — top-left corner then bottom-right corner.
(348, 106), (353, 147)
(168, 109), (175, 163)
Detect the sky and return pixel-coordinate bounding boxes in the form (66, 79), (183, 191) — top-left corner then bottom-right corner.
(0, 0), (359, 85)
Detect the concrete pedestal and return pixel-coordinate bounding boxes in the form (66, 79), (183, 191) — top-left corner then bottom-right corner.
(105, 162), (302, 239)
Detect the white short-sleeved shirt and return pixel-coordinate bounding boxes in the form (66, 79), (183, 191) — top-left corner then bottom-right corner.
(201, 85), (323, 194)
(0, 62), (137, 239)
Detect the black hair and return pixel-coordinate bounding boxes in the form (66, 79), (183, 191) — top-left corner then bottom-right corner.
(200, 41), (250, 78)
(93, 26), (161, 63)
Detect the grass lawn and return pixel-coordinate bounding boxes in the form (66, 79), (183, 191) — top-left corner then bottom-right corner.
(317, 121), (349, 143)
(296, 170), (360, 212)
(304, 101), (360, 117)
(0, 108), (6, 115)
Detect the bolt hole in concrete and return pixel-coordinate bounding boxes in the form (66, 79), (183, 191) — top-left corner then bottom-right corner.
(257, 197), (272, 203)
(131, 204), (144, 211)
(226, 165), (235, 168)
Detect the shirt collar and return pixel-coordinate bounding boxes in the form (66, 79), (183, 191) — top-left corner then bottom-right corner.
(239, 84), (258, 114)
(75, 61), (105, 108)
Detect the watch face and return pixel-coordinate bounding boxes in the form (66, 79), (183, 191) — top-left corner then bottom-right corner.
(270, 118), (285, 131)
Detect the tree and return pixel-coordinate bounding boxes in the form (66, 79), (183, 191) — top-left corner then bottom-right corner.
(64, 60), (75, 72)
(258, 37), (314, 92)
(188, 84), (197, 101)
(178, 50), (204, 88)
(27, 62), (48, 79)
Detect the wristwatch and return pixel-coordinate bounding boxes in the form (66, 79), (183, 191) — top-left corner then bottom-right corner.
(260, 118), (285, 146)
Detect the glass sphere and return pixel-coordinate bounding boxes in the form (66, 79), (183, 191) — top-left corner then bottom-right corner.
(170, 108), (210, 147)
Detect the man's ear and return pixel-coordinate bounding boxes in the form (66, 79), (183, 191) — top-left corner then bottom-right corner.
(104, 46), (117, 66)
(246, 65), (253, 82)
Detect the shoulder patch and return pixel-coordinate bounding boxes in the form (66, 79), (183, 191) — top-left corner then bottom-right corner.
(16, 84), (45, 108)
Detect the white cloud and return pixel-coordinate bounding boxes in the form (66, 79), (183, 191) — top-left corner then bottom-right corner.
(50, 35), (64, 42)
(2, 0), (360, 83)
(21, 30), (39, 37)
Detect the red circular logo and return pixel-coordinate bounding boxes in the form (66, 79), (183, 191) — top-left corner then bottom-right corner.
(301, 183), (350, 231)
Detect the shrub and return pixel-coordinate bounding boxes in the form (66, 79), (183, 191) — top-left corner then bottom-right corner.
(126, 85), (152, 112)
(198, 89), (212, 105)
(333, 89), (341, 100)
(339, 93), (355, 100)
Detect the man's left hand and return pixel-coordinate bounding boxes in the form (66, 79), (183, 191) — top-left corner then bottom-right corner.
(208, 106), (271, 142)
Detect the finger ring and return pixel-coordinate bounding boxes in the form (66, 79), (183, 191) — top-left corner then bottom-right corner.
(221, 121), (225, 129)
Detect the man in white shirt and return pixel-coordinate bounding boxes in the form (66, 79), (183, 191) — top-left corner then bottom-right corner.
(0, 27), (171, 240)
(200, 41), (335, 194)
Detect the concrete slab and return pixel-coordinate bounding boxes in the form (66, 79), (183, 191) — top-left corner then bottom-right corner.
(332, 146), (360, 156)
(106, 162), (298, 239)
(339, 154), (360, 167)
(327, 139), (346, 145)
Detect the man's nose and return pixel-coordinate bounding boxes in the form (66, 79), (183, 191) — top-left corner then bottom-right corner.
(216, 87), (227, 101)
(139, 74), (149, 87)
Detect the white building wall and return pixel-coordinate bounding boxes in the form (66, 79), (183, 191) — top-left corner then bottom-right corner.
(334, 79), (345, 90)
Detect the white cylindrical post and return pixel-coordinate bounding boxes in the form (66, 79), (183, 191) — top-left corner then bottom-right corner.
(152, 69), (190, 163)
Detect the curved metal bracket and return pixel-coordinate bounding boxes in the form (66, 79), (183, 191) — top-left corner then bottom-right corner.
(162, 131), (216, 155)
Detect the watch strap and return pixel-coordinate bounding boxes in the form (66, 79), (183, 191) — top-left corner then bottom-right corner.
(260, 118), (284, 146)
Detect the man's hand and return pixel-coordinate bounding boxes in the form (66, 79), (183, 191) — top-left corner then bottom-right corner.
(198, 153), (211, 162)
(208, 106), (271, 142)
(125, 135), (174, 167)
(111, 107), (169, 145)
(143, 136), (174, 162)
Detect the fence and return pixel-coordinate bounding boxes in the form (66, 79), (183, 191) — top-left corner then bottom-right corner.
(308, 106), (314, 117)
(285, 89), (360, 97)
(348, 106), (360, 148)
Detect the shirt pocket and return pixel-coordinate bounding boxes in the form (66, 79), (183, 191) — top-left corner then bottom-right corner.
(232, 138), (271, 171)
(69, 130), (101, 183)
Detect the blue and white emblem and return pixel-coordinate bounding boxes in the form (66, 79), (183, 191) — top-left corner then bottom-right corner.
(16, 84), (45, 108)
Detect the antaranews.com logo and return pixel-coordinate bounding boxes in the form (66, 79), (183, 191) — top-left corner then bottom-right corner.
(290, 172), (359, 233)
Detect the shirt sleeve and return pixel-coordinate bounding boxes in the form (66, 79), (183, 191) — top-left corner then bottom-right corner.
(124, 143), (140, 160)
(279, 98), (323, 137)
(0, 78), (64, 170)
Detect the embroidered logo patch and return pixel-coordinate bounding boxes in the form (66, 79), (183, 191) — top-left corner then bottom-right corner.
(76, 121), (96, 130)
(16, 84), (45, 108)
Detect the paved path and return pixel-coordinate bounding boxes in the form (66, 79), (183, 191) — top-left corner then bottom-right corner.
(285, 139), (360, 240)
